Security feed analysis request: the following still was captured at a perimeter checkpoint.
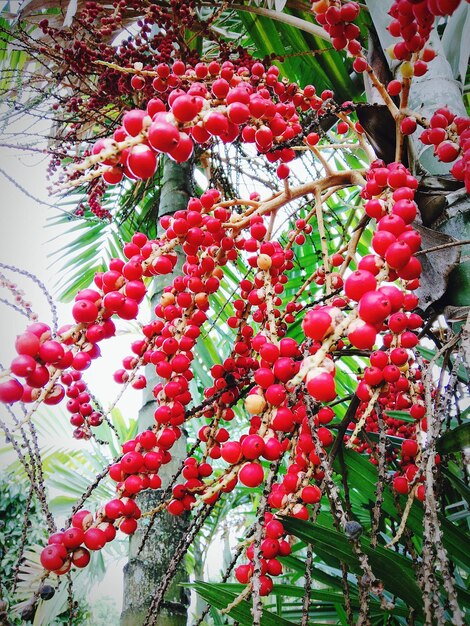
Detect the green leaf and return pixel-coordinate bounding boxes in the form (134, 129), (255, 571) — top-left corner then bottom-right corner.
(190, 581), (298, 626)
(441, 465), (470, 504)
(384, 410), (416, 423)
(445, 261), (470, 307)
(437, 422), (470, 454)
(281, 516), (423, 614)
(336, 449), (470, 571)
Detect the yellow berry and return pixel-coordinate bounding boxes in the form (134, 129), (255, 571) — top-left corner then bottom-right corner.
(245, 393), (266, 415)
(257, 254), (272, 270)
(400, 62), (414, 78)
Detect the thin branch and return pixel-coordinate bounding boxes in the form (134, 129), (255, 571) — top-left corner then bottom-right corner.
(415, 239), (470, 256)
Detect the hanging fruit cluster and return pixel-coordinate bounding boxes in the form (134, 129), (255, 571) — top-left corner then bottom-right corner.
(2, 152), (433, 592)
(66, 60), (333, 194)
(2, 0), (469, 607)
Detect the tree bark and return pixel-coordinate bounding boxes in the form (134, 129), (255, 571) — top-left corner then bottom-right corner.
(121, 157), (193, 626)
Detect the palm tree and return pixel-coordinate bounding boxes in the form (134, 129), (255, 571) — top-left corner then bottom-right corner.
(0, 1), (469, 625)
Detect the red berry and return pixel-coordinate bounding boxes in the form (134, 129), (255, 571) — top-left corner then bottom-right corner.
(72, 547), (90, 568)
(306, 132), (320, 146)
(392, 199), (417, 224)
(302, 309), (332, 340)
(259, 575), (274, 596)
(171, 95), (201, 122)
(62, 527), (84, 550)
(383, 364), (400, 382)
(436, 140), (459, 162)
(387, 80), (402, 96)
(393, 476), (409, 494)
(120, 518), (138, 534)
(385, 241), (412, 269)
(72, 299), (99, 323)
(122, 109), (147, 136)
(40, 544), (67, 571)
(397, 256), (422, 280)
(239, 462), (264, 487)
(265, 384), (287, 406)
(15, 331), (40, 356)
(358, 291), (392, 324)
(127, 145), (157, 180)
(0, 378), (24, 403)
(348, 321), (377, 349)
(372, 231), (396, 257)
(84, 528), (107, 551)
(306, 371), (336, 402)
(345, 270), (377, 301)
(400, 117), (417, 135)
(402, 439), (419, 457)
(10, 355), (36, 377)
(277, 163), (290, 179)
(378, 214), (406, 237)
(353, 57), (368, 72)
(301, 485), (322, 503)
(235, 564), (253, 584)
(105, 499), (125, 520)
(363, 366), (384, 386)
(241, 434), (265, 460)
(148, 121), (180, 152)
(340, 2), (360, 22)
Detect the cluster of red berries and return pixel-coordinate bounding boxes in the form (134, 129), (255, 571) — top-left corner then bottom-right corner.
(8, 34), (470, 599)
(38, 0), (279, 193)
(364, 161), (422, 281)
(1, 322), (72, 405)
(9, 154), (435, 588)
(354, 349), (424, 425)
(166, 457), (215, 515)
(62, 370), (103, 439)
(233, 405), (333, 594)
(387, 0), (466, 63)
(342, 161), (429, 498)
(387, 1), (439, 65)
(385, 1), (468, 104)
(310, 1), (362, 53)
(31, 188), (330, 580)
(241, 239), (294, 326)
(40, 500), (141, 574)
(0, 234), (179, 413)
(420, 109), (470, 192)
(82, 58), (470, 217)
(235, 514), (291, 595)
(393, 439), (442, 499)
(62, 50), (470, 217)
(85, 60), (343, 187)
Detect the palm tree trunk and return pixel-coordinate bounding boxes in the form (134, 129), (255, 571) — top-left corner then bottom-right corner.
(121, 157), (193, 626)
